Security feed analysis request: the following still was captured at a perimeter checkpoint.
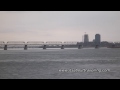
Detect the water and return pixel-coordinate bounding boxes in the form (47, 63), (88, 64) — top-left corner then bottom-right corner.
(0, 48), (120, 79)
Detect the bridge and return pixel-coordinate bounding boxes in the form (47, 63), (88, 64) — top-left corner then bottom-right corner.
(64, 41), (78, 45)
(46, 41), (62, 46)
(3, 41), (25, 50)
(0, 41), (120, 50)
(0, 41), (5, 49)
(0, 41), (83, 50)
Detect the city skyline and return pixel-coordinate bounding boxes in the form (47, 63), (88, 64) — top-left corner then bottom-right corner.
(0, 11), (120, 42)
(84, 34), (89, 43)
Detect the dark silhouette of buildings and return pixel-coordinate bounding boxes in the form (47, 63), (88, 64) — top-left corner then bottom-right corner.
(84, 34), (89, 43)
(83, 33), (89, 47)
(82, 33), (101, 47)
(95, 34), (101, 45)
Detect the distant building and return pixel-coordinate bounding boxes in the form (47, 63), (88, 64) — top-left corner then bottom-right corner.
(101, 41), (109, 47)
(84, 34), (89, 43)
(95, 34), (101, 45)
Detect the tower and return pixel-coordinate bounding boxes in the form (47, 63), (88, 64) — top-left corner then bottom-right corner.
(84, 33), (89, 43)
(95, 34), (101, 45)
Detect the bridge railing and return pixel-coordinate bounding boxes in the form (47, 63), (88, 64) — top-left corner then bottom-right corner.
(7, 41), (25, 45)
(6, 41), (25, 48)
(64, 41), (78, 45)
(46, 41), (62, 45)
(0, 41), (5, 48)
(27, 41), (44, 45)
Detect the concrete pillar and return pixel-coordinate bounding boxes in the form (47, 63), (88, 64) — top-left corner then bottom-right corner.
(61, 45), (64, 49)
(43, 45), (46, 49)
(78, 45), (82, 49)
(24, 45), (28, 50)
(95, 45), (99, 49)
(4, 45), (7, 50)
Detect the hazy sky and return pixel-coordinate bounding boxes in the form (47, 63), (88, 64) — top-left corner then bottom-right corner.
(0, 11), (120, 42)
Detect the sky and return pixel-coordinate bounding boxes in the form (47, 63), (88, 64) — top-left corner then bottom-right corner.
(0, 11), (120, 42)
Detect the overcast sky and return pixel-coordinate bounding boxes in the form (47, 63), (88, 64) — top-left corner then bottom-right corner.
(0, 11), (120, 42)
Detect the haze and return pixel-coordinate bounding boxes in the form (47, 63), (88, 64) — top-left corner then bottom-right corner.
(0, 11), (120, 42)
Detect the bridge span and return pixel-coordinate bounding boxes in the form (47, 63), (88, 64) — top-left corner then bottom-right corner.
(1, 41), (120, 50)
(0, 41), (83, 50)
(0, 41), (5, 49)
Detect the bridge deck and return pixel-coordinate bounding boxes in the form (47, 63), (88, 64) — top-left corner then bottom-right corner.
(0, 41), (5, 48)
(64, 41), (78, 45)
(7, 41), (25, 44)
(1, 41), (110, 50)
(46, 41), (62, 45)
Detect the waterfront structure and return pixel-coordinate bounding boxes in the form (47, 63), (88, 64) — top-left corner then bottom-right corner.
(84, 34), (89, 43)
(95, 34), (101, 46)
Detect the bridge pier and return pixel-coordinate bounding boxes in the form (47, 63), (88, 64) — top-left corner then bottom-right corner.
(4, 45), (7, 50)
(24, 45), (28, 50)
(61, 45), (64, 49)
(43, 45), (46, 49)
(78, 45), (82, 49)
(95, 45), (99, 49)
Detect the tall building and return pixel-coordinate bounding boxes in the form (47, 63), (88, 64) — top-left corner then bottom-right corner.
(95, 34), (101, 45)
(84, 34), (89, 43)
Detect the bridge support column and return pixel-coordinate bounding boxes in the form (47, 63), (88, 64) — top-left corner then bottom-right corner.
(61, 45), (64, 49)
(78, 45), (82, 49)
(95, 45), (99, 49)
(43, 45), (46, 49)
(4, 45), (7, 50)
(24, 45), (28, 50)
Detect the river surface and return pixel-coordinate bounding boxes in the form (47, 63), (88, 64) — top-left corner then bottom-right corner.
(0, 48), (120, 79)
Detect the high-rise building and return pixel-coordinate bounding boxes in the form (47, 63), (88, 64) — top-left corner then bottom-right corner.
(95, 34), (101, 45)
(84, 34), (89, 43)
